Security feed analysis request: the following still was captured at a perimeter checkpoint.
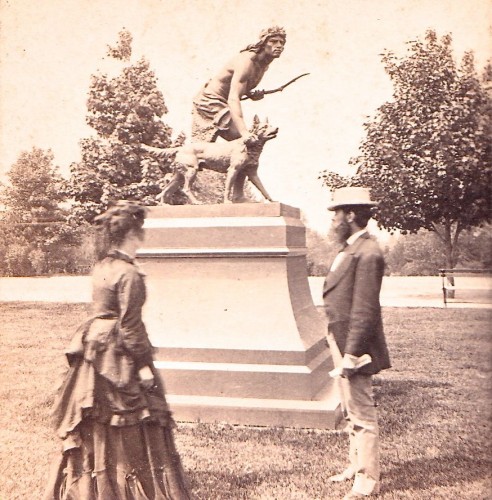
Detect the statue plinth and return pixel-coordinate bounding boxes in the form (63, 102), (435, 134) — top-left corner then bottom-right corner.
(138, 203), (338, 428)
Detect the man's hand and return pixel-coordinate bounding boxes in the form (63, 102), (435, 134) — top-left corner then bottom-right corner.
(245, 90), (265, 101)
(340, 353), (360, 378)
(329, 353), (372, 378)
(138, 365), (155, 390)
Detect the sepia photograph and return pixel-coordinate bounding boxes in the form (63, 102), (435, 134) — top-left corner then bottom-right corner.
(0, 1), (491, 498)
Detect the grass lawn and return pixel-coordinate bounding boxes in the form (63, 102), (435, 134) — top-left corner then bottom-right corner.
(0, 303), (491, 499)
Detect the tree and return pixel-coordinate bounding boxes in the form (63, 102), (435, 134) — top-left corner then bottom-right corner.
(66, 29), (177, 222)
(0, 147), (77, 275)
(321, 30), (492, 275)
(385, 224), (492, 275)
(385, 231), (448, 275)
(106, 27), (133, 61)
(2, 148), (64, 221)
(305, 226), (338, 276)
(457, 223), (492, 268)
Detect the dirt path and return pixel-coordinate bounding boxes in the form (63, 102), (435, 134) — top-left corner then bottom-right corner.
(0, 275), (490, 308)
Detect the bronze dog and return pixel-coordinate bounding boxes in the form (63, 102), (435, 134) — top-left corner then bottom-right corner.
(141, 116), (278, 204)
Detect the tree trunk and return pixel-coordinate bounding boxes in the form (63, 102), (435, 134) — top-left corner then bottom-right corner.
(433, 221), (462, 300)
(444, 244), (456, 299)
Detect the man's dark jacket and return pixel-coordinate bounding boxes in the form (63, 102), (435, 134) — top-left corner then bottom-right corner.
(323, 232), (391, 375)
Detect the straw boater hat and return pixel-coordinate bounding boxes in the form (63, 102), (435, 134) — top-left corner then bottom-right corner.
(327, 187), (378, 211)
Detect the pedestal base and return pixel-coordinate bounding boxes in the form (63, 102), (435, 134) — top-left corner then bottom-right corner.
(138, 203), (337, 429)
(166, 390), (339, 429)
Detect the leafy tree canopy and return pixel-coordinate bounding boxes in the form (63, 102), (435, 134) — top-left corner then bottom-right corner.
(321, 30), (492, 268)
(1, 147), (66, 223)
(106, 27), (133, 61)
(0, 147), (79, 275)
(66, 29), (177, 222)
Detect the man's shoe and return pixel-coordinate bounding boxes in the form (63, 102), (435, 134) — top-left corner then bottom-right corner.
(329, 469), (355, 482)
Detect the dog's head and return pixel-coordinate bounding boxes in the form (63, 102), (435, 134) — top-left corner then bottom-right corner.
(247, 115), (278, 145)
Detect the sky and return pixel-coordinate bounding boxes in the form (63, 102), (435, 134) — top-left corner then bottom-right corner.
(0, 0), (490, 231)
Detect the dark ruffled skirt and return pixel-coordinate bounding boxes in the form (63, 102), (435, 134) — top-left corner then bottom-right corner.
(43, 418), (190, 500)
(43, 353), (191, 500)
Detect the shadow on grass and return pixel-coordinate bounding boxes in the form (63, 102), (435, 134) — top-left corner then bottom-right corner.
(383, 454), (492, 495)
(375, 378), (492, 497)
(375, 378), (452, 437)
(188, 466), (331, 500)
(190, 469), (264, 498)
(375, 377), (452, 393)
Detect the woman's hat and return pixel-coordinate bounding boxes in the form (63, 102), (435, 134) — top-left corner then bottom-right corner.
(327, 187), (378, 211)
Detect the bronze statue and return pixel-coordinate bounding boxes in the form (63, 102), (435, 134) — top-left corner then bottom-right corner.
(141, 27), (309, 205)
(192, 26), (286, 143)
(142, 116), (278, 204)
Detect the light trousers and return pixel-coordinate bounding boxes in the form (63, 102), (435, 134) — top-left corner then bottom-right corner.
(338, 373), (380, 495)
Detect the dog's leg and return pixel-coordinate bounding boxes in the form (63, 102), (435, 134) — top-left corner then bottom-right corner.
(224, 163), (244, 203)
(231, 170), (248, 203)
(159, 172), (184, 204)
(247, 168), (273, 202)
(156, 192), (164, 205)
(181, 166), (201, 205)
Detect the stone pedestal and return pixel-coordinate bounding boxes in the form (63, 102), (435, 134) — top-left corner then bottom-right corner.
(137, 203), (338, 428)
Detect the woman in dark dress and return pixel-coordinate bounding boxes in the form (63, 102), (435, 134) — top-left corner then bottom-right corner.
(44, 201), (191, 500)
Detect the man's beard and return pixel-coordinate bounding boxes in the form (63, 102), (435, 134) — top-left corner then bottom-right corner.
(333, 219), (351, 244)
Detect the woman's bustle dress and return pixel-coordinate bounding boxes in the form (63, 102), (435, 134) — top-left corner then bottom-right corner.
(43, 250), (191, 500)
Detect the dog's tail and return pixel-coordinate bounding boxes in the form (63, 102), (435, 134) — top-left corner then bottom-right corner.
(141, 144), (178, 164)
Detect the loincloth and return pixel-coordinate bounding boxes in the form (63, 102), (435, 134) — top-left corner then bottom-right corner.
(192, 87), (232, 142)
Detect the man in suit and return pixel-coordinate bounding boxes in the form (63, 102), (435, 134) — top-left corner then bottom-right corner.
(323, 187), (391, 499)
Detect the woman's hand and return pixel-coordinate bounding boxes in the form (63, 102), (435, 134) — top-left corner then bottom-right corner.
(138, 365), (155, 390)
